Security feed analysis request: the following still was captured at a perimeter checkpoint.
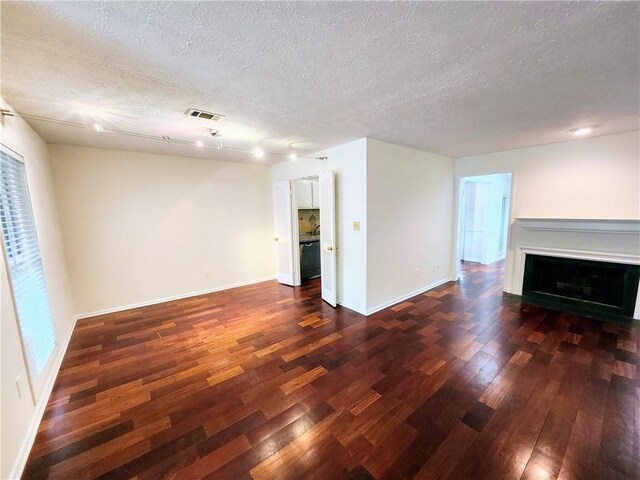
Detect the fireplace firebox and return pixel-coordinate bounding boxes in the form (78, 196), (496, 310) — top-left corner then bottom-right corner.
(522, 254), (640, 322)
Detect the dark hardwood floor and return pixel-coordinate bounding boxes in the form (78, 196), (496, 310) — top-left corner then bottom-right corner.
(23, 262), (639, 479)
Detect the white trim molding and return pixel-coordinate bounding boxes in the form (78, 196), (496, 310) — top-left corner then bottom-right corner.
(10, 315), (78, 480)
(366, 277), (452, 316)
(512, 245), (640, 320)
(76, 276), (276, 320)
(516, 218), (640, 235)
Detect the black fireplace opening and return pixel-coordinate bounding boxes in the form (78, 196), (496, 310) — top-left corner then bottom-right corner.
(522, 254), (640, 322)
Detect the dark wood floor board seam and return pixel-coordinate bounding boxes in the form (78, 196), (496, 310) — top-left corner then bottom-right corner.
(22, 262), (639, 479)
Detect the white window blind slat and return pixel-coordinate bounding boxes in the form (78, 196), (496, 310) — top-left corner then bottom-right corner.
(0, 148), (56, 379)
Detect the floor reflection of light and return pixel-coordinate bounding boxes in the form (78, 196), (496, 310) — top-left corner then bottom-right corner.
(476, 357), (500, 384)
(258, 438), (280, 458)
(290, 419), (314, 456)
(528, 463), (550, 479)
(513, 445), (552, 480)
(292, 420), (308, 438)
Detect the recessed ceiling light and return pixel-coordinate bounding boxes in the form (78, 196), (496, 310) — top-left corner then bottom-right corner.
(254, 148), (264, 159)
(196, 140), (204, 147)
(289, 154), (297, 161)
(571, 126), (593, 136)
(93, 124), (104, 132)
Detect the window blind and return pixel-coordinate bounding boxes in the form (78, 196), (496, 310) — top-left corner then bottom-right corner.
(0, 147), (56, 379)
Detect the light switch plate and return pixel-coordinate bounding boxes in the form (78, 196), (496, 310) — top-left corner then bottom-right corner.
(353, 221), (361, 231)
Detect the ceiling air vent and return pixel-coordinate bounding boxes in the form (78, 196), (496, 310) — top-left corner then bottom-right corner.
(185, 109), (225, 122)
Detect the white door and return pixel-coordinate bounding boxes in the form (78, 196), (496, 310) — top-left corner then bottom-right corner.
(462, 181), (490, 263)
(273, 180), (294, 285)
(319, 171), (337, 307)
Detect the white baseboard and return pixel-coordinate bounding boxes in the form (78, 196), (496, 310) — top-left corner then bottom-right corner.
(76, 276), (277, 320)
(10, 314), (78, 480)
(365, 277), (453, 316)
(339, 301), (367, 316)
(10, 276), (276, 476)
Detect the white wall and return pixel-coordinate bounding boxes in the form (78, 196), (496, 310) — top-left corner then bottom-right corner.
(366, 138), (454, 314)
(455, 130), (640, 219)
(49, 145), (276, 317)
(0, 100), (75, 479)
(271, 139), (368, 314)
(454, 130), (640, 287)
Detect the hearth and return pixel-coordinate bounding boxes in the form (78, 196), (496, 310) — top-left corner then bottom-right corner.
(522, 254), (640, 322)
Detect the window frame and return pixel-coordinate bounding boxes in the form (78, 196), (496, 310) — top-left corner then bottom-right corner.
(0, 143), (57, 402)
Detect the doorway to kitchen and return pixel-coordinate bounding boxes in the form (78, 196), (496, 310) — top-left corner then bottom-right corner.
(273, 170), (337, 307)
(295, 177), (321, 285)
(455, 173), (512, 285)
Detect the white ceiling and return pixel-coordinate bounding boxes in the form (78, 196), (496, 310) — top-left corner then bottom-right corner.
(2, 1), (639, 165)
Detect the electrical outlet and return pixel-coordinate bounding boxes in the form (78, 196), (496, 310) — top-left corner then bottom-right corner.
(204, 269), (212, 278)
(16, 375), (22, 399)
(433, 264), (441, 271)
(414, 267), (420, 278)
(352, 221), (360, 231)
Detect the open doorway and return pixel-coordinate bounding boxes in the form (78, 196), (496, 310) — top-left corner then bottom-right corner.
(456, 173), (512, 284)
(273, 170), (337, 307)
(294, 177), (322, 285)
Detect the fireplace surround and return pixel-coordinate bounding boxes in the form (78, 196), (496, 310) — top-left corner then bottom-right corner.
(506, 218), (640, 323)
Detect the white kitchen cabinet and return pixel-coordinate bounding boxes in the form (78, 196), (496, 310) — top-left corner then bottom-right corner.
(295, 180), (313, 209)
(295, 179), (320, 209)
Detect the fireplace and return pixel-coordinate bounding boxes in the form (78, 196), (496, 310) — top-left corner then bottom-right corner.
(507, 218), (640, 322)
(522, 254), (640, 322)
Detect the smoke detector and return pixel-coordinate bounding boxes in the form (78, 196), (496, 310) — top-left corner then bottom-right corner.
(185, 109), (225, 122)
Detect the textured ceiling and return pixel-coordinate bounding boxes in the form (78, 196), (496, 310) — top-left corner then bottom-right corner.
(2, 1), (639, 164)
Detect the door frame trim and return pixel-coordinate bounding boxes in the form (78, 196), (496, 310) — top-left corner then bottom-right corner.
(290, 175), (320, 286)
(452, 171), (514, 284)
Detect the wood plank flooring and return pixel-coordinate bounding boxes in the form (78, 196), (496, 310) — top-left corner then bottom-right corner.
(23, 261), (639, 479)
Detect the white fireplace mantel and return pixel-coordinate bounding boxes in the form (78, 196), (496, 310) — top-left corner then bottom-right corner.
(509, 218), (640, 320)
(516, 218), (640, 235)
